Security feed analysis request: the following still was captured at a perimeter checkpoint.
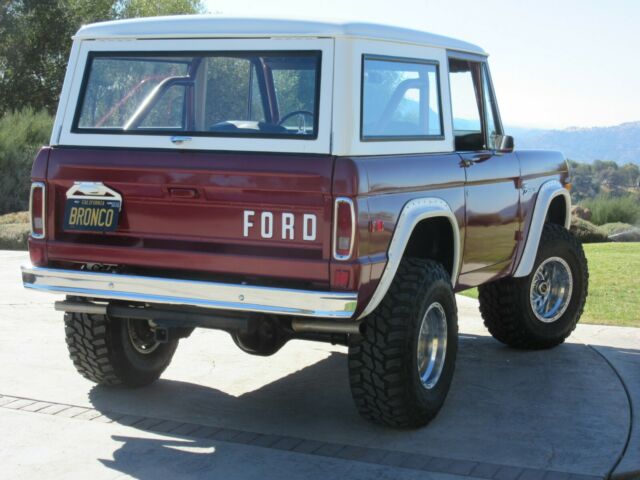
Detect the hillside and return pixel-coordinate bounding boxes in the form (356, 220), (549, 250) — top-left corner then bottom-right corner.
(509, 122), (640, 165)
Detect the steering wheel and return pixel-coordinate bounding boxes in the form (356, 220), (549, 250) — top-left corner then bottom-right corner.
(278, 110), (314, 125)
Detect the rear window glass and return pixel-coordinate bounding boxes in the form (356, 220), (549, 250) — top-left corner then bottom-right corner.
(74, 51), (321, 139)
(361, 56), (442, 140)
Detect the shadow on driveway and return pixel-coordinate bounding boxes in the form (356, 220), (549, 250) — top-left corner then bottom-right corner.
(86, 334), (632, 478)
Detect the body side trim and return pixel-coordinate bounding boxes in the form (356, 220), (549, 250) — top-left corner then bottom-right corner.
(513, 179), (571, 278)
(358, 197), (460, 319)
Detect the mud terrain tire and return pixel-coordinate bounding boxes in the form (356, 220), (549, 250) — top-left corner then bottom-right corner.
(479, 224), (588, 349)
(64, 309), (178, 387)
(348, 258), (458, 428)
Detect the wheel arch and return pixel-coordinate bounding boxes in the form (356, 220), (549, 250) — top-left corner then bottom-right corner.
(358, 198), (461, 319)
(514, 180), (571, 278)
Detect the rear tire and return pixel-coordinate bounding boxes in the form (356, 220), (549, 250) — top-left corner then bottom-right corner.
(348, 258), (458, 428)
(64, 309), (178, 387)
(479, 223), (588, 349)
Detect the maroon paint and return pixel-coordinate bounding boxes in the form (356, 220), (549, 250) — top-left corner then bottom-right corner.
(41, 147), (334, 286)
(30, 146), (567, 314)
(459, 150), (520, 273)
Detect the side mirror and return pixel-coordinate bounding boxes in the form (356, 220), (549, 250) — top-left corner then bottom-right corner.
(495, 134), (514, 153)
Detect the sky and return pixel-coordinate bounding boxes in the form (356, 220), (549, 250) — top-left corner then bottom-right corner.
(203, 0), (640, 130)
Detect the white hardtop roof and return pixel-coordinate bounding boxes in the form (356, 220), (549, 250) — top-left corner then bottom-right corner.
(75, 15), (486, 55)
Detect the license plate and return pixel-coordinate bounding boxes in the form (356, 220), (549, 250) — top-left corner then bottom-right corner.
(63, 198), (121, 232)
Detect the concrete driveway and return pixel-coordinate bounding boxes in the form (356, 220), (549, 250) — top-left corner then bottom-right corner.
(1, 251), (637, 480)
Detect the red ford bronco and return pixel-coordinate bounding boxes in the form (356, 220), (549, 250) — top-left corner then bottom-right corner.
(22, 16), (588, 428)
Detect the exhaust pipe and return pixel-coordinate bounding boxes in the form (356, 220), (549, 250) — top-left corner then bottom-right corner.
(55, 300), (107, 315)
(291, 319), (361, 335)
(55, 300), (360, 335)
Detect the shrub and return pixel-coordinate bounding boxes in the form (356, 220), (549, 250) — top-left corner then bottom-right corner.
(0, 212), (29, 250)
(581, 194), (640, 226)
(0, 109), (53, 215)
(601, 222), (640, 242)
(600, 222), (634, 236)
(570, 217), (609, 243)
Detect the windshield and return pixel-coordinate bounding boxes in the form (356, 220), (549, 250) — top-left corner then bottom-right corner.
(74, 51), (321, 139)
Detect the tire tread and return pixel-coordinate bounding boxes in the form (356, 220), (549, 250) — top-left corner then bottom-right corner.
(348, 258), (456, 428)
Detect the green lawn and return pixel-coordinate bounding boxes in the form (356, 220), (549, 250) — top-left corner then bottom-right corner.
(460, 242), (640, 328)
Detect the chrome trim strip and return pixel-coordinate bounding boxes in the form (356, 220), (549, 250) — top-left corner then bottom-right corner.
(513, 180), (571, 278)
(22, 265), (357, 319)
(332, 197), (356, 261)
(29, 182), (46, 239)
(358, 197), (461, 319)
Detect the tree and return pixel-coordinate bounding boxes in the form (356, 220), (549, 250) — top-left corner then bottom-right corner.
(0, 0), (204, 114)
(116, 0), (204, 18)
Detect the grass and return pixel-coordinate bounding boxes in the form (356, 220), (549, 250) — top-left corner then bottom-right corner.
(0, 211), (29, 250)
(460, 242), (640, 328)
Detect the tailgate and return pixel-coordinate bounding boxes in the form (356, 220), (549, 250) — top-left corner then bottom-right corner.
(45, 147), (334, 287)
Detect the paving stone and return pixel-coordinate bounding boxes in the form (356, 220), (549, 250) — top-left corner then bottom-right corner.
(542, 472), (572, 480)
(250, 434), (283, 448)
(292, 439), (324, 454)
(313, 443), (345, 457)
(4, 399), (36, 410)
(517, 468), (547, 480)
(210, 428), (242, 441)
(424, 456), (458, 473)
(378, 451), (411, 467)
(91, 414), (120, 424)
(74, 409), (104, 421)
(116, 414), (146, 427)
(401, 453), (431, 470)
(270, 436), (303, 451)
(335, 445), (369, 461)
(134, 418), (166, 431)
(148, 420), (184, 433)
(56, 406), (89, 418)
(38, 404), (72, 416)
(19, 401), (52, 413)
(170, 423), (204, 436)
(231, 431), (260, 444)
(0, 396), (20, 407)
(494, 465), (525, 480)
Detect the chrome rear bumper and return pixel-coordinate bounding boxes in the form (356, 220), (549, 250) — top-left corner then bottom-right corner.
(21, 265), (357, 319)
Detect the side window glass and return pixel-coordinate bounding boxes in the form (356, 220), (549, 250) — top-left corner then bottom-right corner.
(139, 84), (186, 129)
(482, 65), (499, 150)
(272, 57), (318, 134)
(361, 57), (442, 140)
(449, 58), (484, 151)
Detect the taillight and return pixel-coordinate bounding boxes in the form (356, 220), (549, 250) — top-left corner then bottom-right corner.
(333, 197), (355, 260)
(29, 182), (46, 239)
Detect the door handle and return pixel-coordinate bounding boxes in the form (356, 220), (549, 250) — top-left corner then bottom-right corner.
(460, 153), (492, 167)
(168, 187), (198, 199)
(170, 136), (192, 145)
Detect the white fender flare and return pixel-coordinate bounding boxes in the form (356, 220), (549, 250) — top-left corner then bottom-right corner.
(513, 180), (571, 278)
(358, 197), (461, 319)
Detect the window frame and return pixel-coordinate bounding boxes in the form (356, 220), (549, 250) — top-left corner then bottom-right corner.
(447, 50), (504, 152)
(359, 54), (445, 142)
(71, 50), (323, 141)
(480, 62), (504, 149)
(55, 38), (334, 155)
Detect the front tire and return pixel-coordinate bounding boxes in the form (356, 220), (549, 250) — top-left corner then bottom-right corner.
(479, 223), (588, 349)
(348, 258), (458, 428)
(64, 310), (178, 387)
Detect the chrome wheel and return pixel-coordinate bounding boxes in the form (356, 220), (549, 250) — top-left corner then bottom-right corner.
(417, 302), (448, 390)
(529, 256), (573, 323)
(127, 318), (160, 354)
